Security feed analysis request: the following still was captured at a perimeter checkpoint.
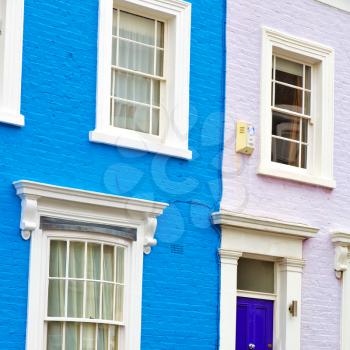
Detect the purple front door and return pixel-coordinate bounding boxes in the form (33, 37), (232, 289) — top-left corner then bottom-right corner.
(236, 297), (273, 350)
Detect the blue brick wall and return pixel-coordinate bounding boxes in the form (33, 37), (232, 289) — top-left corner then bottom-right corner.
(0, 0), (226, 348)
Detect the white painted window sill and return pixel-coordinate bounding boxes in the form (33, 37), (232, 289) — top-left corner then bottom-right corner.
(0, 112), (24, 127)
(258, 163), (336, 189)
(89, 128), (192, 160)
(316, 0), (350, 12)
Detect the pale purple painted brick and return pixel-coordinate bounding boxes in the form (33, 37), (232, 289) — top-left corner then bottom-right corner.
(223, 1), (350, 349)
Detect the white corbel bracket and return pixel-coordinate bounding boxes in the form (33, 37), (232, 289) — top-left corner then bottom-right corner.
(19, 196), (39, 240)
(332, 232), (350, 279)
(143, 217), (158, 254)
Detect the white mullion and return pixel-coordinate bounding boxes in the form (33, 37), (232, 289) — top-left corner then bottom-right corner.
(111, 70), (116, 126)
(79, 322), (83, 350)
(116, 9), (120, 67)
(113, 246), (117, 321)
(115, 36), (164, 50)
(302, 64), (305, 115)
(113, 96), (154, 109)
(95, 323), (98, 350)
(273, 79), (307, 92)
(299, 118), (302, 168)
(271, 106), (312, 120)
(272, 55), (276, 107)
(272, 134), (301, 144)
(83, 242), (87, 318)
(99, 244), (103, 320)
(64, 241), (70, 318)
(62, 322), (66, 350)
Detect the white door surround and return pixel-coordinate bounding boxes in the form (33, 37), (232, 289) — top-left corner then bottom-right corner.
(332, 231), (350, 350)
(212, 211), (318, 350)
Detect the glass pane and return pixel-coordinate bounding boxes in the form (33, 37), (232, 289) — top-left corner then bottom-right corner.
(114, 71), (151, 104)
(153, 80), (160, 106)
(305, 65), (311, 90)
(119, 11), (155, 45)
(48, 280), (65, 317)
(112, 9), (118, 36)
(82, 324), (96, 350)
(115, 285), (124, 322)
(66, 323), (80, 350)
(271, 137), (299, 167)
(156, 49), (164, 77)
(67, 280), (84, 318)
(134, 106), (150, 133)
(109, 326), (119, 350)
(98, 324), (109, 350)
(302, 119), (308, 143)
(102, 283), (114, 320)
(275, 83), (302, 114)
(49, 241), (67, 278)
(275, 57), (303, 87)
(304, 91), (311, 116)
(69, 242), (84, 278)
(237, 258), (274, 293)
(112, 37), (117, 66)
(157, 21), (164, 48)
(119, 39), (154, 75)
(301, 144), (307, 169)
(103, 245), (114, 282)
(152, 109), (160, 136)
(87, 243), (101, 280)
(272, 112), (300, 141)
(116, 247), (125, 284)
(47, 322), (63, 350)
(85, 281), (100, 319)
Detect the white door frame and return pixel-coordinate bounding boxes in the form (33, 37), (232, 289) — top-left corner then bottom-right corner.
(212, 211), (318, 350)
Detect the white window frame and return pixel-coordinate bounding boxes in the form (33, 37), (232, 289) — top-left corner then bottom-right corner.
(258, 27), (335, 188)
(90, 0), (192, 160)
(212, 211), (318, 350)
(0, 0), (25, 126)
(13, 180), (168, 350)
(316, 0), (350, 12)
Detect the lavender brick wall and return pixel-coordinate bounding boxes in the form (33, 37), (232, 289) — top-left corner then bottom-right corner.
(223, 1), (350, 349)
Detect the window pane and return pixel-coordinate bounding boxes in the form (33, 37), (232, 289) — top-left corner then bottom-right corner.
(271, 137), (299, 167)
(82, 324), (96, 350)
(87, 243), (101, 280)
(112, 9), (118, 36)
(98, 324), (109, 350)
(113, 100), (150, 133)
(237, 258), (274, 293)
(119, 11), (155, 45)
(305, 65), (311, 90)
(85, 282), (100, 319)
(67, 280), (84, 318)
(272, 112), (300, 141)
(275, 57), (303, 87)
(152, 80), (160, 106)
(302, 119), (308, 143)
(156, 49), (164, 77)
(275, 83), (302, 114)
(49, 241), (66, 278)
(48, 280), (65, 317)
(47, 322), (63, 350)
(115, 285), (124, 322)
(109, 326), (119, 350)
(66, 323), (80, 350)
(157, 21), (164, 48)
(116, 247), (125, 284)
(69, 242), (84, 278)
(112, 37), (117, 66)
(304, 91), (311, 116)
(301, 144), (307, 169)
(114, 71), (151, 104)
(103, 245), (114, 282)
(119, 39), (154, 75)
(152, 109), (160, 136)
(102, 283), (114, 320)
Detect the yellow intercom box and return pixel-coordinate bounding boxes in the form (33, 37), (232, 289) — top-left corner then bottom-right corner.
(235, 121), (255, 155)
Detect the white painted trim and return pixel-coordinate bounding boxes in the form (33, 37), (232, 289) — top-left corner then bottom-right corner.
(93, 0), (192, 158)
(332, 231), (350, 350)
(316, 0), (350, 12)
(0, 0), (24, 127)
(259, 27), (335, 188)
(214, 210), (317, 350)
(13, 180), (168, 350)
(212, 211), (318, 239)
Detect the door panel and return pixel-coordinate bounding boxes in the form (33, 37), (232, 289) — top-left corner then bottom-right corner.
(236, 297), (273, 350)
